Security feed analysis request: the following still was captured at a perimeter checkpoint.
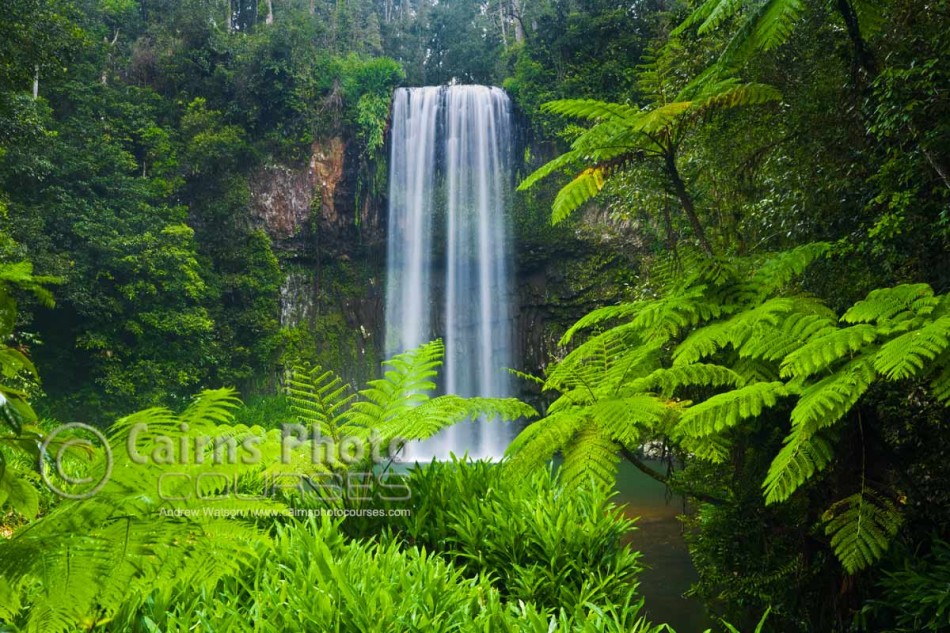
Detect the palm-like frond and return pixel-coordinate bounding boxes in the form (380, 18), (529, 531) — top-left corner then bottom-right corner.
(519, 79), (778, 227)
(287, 365), (355, 437)
(823, 491), (903, 574)
(676, 381), (791, 437)
(762, 428), (835, 504)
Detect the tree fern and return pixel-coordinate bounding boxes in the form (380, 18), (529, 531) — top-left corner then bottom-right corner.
(762, 428), (835, 504)
(873, 316), (950, 380)
(676, 381), (792, 437)
(509, 248), (948, 583)
(823, 490), (903, 574)
(518, 79), (779, 235)
(287, 339), (536, 461)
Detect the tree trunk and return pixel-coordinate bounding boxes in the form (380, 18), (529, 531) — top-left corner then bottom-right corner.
(511, 0), (525, 44)
(266, 0), (274, 24)
(665, 150), (714, 255)
(32, 65), (39, 99)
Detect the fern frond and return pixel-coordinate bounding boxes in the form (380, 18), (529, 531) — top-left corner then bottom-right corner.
(737, 311), (837, 362)
(347, 339), (443, 430)
(375, 396), (535, 445)
(689, 82), (782, 112)
(672, 0), (726, 36)
(540, 99), (642, 122)
(780, 325), (878, 378)
(842, 283), (937, 324)
(630, 363), (743, 395)
(677, 381), (790, 437)
(559, 301), (644, 345)
(551, 168), (605, 225)
(732, 357), (781, 384)
(789, 355), (876, 436)
(287, 365), (355, 437)
(873, 316), (950, 380)
(823, 491), (902, 574)
(679, 433), (732, 463)
(517, 148), (585, 191)
(673, 297), (796, 365)
(504, 412), (585, 479)
(507, 368), (545, 386)
(696, 0), (746, 34)
(589, 395), (669, 445)
(763, 430), (835, 504)
(750, 242), (831, 297)
(560, 423), (619, 490)
(180, 387), (243, 428)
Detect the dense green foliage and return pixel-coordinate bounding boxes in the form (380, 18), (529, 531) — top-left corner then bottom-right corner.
(0, 0), (947, 630)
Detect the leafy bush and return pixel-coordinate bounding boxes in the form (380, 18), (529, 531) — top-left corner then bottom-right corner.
(858, 537), (950, 632)
(122, 517), (667, 633)
(367, 460), (648, 627)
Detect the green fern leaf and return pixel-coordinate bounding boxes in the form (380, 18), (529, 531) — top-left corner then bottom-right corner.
(517, 148), (584, 192)
(780, 325), (878, 378)
(763, 430), (834, 504)
(750, 242), (831, 297)
(790, 355), (876, 435)
(677, 381), (791, 437)
(631, 363), (743, 394)
(873, 316), (950, 380)
(287, 365), (355, 437)
(823, 491), (902, 574)
(505, 412), (585, 479)
(589, 395), (668, 445)
(842, 284), (937, 324)
(540, 99), (642, 122)
(560, 423), (619, 490)
(559, 301), (644, 345)
(551, 168), (605, 225)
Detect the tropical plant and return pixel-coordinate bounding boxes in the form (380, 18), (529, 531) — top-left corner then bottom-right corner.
(672, 0), (883, 73)
(0, 260), (57, 521)
(374, 459), (646, 622)
(507, 243), (950, 573)
(285, 338), (537, 470)
(517, 73), (780, 253)
(121, 514), (669, 633)
(0, 387), (297, 632)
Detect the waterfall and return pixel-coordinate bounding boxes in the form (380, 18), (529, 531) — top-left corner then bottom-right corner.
(385, 85), (515, 460)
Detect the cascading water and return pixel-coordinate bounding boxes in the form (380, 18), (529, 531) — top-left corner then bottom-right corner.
(385, 85), (515, 460)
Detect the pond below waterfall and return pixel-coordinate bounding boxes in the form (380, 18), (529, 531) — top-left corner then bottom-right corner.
(615, 459), (713, 632)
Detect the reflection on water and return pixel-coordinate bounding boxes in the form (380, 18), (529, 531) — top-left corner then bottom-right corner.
(614, 459), (712, 632)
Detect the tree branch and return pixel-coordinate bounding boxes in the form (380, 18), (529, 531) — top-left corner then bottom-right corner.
(620, 447), (726, 505)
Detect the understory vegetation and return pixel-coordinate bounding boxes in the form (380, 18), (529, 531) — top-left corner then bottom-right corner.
(1, 0), (948, 631)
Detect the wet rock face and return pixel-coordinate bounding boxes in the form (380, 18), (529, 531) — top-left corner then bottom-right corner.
(250, 137), (383, 256)
(250, 136), (387, 384)
(250, 164), (313, 249)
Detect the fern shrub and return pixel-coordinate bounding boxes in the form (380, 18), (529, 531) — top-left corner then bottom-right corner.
(507, 244), (950, 574)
